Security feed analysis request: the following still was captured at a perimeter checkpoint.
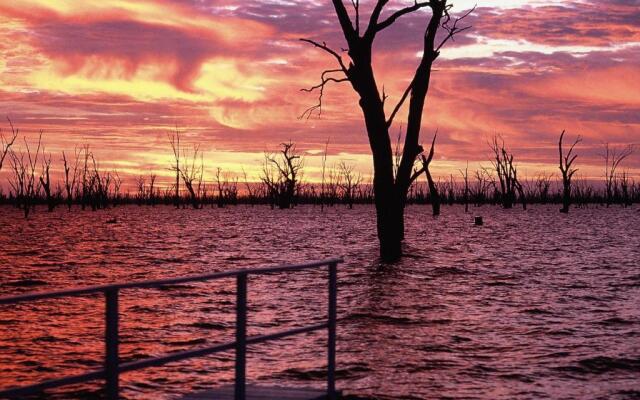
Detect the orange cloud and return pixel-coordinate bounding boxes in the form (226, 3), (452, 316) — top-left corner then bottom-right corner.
(0, 0), (638, 188)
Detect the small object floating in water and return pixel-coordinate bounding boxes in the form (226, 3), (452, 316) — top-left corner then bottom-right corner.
(106, 217), (117, 224)
(474, 216), (483, 226)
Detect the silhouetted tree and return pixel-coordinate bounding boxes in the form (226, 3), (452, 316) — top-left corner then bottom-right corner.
(460, 162), (469, 212)
(1, 118), (18, 173)
(417, 134), (440, 216)
(338, 161), (362, 209)
(90, 155), (111, 210)
(241, 168), (256, 205)
(179, 145), (203, 209)
(62, 149), (80, 211)
(8, 132), (42, 218)
(603, 143), (634, 206)
(619, 171), (632, 207)
(214, 167), (225, 208)
(535, 172), (553, 205)
(135, 175), (146, 205)
(472, 168), (492, 206)
(112, 171), (122, 206)
(558, 130), (581, 213)
(320, 139), (329, 211)
(148, 174), (157, 206)
(489, 136), (520, 209)
(263, 141), (303, 209)
(39, 150), (55, 212)
(303, 0), (473, 260)
(168, 129), (181, 208)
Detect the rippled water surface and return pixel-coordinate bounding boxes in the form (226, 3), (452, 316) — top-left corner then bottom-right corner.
(1, 204), (639, 399)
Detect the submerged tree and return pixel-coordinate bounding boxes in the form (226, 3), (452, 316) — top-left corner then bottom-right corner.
(8, 133), (42, 218)
(168, 129), (181, 208)
(303, 0), (473, 260)
(262, 141), (303, 209)
(460, 162), (469, 213)
(62, 149), (80, 211)
(39, 149), (55, 212)
(180, 145), (204, 209)
(417, 133), (440, 216)
(338, 161), (362, 209)
(489, 136), (520, 209)
(603, 143), (634, 206)
(558, 130), (581, 213)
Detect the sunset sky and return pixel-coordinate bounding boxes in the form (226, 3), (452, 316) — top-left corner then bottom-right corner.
(0, 0), (639, 186)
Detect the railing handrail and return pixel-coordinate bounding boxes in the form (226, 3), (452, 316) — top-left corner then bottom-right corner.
(0, 257), (343, 305)
(0, 257), (343, 400)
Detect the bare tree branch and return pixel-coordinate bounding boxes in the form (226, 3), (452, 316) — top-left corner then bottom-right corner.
(1, 117), (19, 172)
(331, 0), (358, 43)
(436, 5), (475, 52)
(366, 0), (390, 38)
(386, 81), (413, 128)
(375, 1), (432, 34)
(299, 69), (349, 119)
(299, 39), (348, 73)
(350, 0), (360, 36)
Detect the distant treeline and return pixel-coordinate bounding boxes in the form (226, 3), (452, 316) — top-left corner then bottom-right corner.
(0, 170), (638, 211)
(0, 119), (637, 217)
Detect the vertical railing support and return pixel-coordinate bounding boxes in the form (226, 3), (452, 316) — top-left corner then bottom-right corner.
(235, 272), (247, 400)
(327, 262), (337, 399)
(105, 288), (119, 400)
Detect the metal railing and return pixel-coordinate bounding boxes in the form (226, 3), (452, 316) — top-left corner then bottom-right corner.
(0, 257), (342, 400)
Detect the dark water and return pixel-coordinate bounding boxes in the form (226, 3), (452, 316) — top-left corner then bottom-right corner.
(1, 205), (639, 399)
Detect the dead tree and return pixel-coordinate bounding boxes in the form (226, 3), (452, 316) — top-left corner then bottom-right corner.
(8, 151), (27, 213)
(8, 133), (42, 218)
(1, 118), (18, 173)
(80, 145), (93, 210)
(242, 168), (255, 205)
(460, 162), (469, 213)
(321, 139), (329, 211)
(135, 175), (146, 205)
(619, 171), (632, 207)
(62, 149), (80, 211)
(489, 136), (520, 209)
(472, 168), (492, 206)
(179, 145), (203, 209)
(338, 161), (362, 209)
(416, 134), (440, 216)
(225, 173), (239, 205)
(260, 157), (279, 209)
(148, 174), (157, 206)
(324, 165), (340, 206)
(603, 143), (634, 206)
(558, 130), (581, 213)
(302, 0), (473, 261)
(112, 171), (122, 206)
(168, 129), (181, 208)
(264, 141), (303, 209)
(215, 167), (225, 208)
(91, 155), (111, 210)
(535, 172), (553, 204)
(39, 150), (55, 212)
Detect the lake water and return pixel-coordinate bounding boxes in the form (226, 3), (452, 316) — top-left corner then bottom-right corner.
(1, 204), (639, 399)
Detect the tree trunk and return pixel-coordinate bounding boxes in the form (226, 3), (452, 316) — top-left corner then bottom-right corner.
(357, 79), (404, 261)
(375, 185), (403, 261)
(561, 184), (570, 213)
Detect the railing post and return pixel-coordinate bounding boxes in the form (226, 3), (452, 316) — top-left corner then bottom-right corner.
(105, 288), (119, 400)
(235, 272), (247, 400)
(327, 262), (337, 399)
